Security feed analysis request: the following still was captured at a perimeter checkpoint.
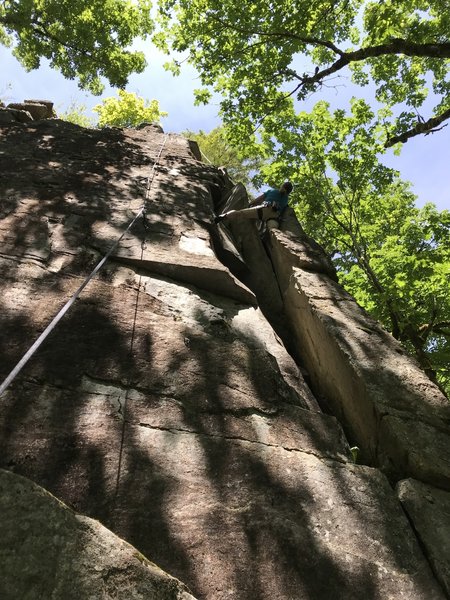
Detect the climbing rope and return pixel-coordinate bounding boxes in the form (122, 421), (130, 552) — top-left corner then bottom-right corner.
(113, 134), (168, 502)
(200, 149), (213, 165)
(0, 133), (168, 398)
(112, 233), (147, 505)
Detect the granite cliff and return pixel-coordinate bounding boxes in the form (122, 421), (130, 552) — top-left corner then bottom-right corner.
(0, 106), (449, 599)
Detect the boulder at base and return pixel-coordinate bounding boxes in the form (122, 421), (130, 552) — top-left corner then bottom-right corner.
(0, 469), (196, 600)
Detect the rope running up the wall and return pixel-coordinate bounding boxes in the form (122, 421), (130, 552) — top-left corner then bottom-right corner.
(112, 133), (168, 504)
(0, 133), (169, 398)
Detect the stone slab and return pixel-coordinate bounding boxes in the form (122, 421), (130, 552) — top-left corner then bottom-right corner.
(271, 261), (450, 488)
(1, 118), (446, 600)
(0, 469), (196, 600)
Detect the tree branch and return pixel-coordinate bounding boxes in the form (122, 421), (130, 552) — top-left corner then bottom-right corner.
(296, 39), (450, 92)
(206, 15), (450, 65)
(385, 108), (450, 147)
(431, 321), (450, 336)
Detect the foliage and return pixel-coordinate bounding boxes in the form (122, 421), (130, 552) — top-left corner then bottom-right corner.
(0, 0), (154, 94)
(257, 98), (450, 394)
(58, 101), (95, 127)
(183, 126), (263, 186)
(93, 90), (167, 128)
(156, 0), (450, 146)
(340, 202), (450, 393)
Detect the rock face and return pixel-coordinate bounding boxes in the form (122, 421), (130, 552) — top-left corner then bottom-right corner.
(0, 98), (55, 124)
(0, 117), (449, 599)
(397, 479), (450, 598)
(0, 469), (195, 600)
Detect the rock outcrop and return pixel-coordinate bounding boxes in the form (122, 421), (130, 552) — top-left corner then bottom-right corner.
(0, 469), (195, 599)
(0, 98), (55, 124)
(0, 115), (449, 599)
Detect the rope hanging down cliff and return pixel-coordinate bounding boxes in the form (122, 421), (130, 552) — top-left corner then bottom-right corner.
(0, 134), (168, 398)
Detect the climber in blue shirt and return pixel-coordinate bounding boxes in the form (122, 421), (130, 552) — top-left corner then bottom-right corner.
(214, 181), (293, 229)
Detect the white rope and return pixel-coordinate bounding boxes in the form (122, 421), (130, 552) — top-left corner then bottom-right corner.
(0, 134), (168, 397)
(113, 134), (168, 500)
(145, 134), (168, 201)
(200, 149), (214, 165)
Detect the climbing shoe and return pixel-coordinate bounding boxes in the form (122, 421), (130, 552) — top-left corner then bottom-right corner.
(214, 214), (226, 224)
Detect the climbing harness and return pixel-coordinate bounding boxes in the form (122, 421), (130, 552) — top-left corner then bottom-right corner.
(0, 134), (168, 398)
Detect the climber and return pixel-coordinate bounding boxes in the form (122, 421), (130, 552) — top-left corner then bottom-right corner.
(214, 181), (293, 229)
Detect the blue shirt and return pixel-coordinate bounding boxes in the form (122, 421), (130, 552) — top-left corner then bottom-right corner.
(262, 188), (289, 212)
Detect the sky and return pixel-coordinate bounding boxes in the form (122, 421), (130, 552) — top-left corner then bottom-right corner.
(2, 43), (450, 211)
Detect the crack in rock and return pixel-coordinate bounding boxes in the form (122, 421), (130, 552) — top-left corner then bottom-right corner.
(136, 421), (346, 463)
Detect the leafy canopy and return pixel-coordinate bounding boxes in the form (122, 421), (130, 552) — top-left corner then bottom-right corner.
(93, 90), (167, 127)
(0, 0), (154, 94)
(156, 0), (450, 146)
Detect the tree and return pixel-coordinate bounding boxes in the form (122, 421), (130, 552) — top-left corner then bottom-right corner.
(156, 0), (450, 147)
(59, 101), (95, 127)
(259, 98), (450, 394)
(340, 201), (450, 393)
(93, 90), (167, 127)
(0, 0), (154, 94)
(183, 126), (263, 186)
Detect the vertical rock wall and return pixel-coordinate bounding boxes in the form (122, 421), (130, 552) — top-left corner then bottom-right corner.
(0, 117), (448, 599)
(216, 176), (450, 598)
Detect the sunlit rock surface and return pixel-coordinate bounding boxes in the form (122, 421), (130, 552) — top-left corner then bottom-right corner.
(0, 118), (448, 599)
